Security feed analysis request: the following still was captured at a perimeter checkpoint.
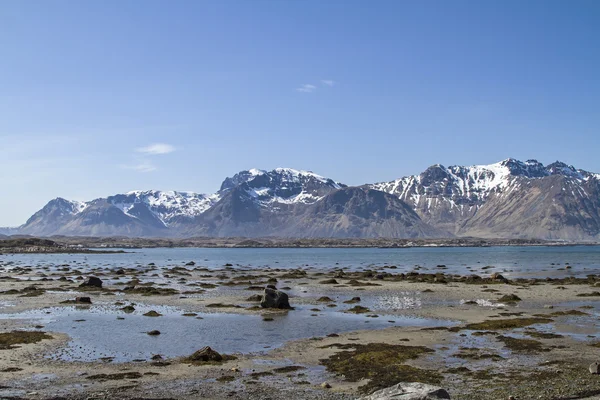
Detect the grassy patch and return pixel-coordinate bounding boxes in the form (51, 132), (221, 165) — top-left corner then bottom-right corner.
(497, 335), (549, 353)
(0, 331), (52, 350)
(87, 372), (142, 380)
(272, 365), (306, 373)
(346, 305), (371, 314)
(524, 330), (564, 339)
(454, 348), (504, 361)
(465, 317), (552, 331)
(535, 310), (589, 317)
(319, 343), (441, 394)
(123, 286), (179, 296)
(205, 303), (243, 308)
(576, 292), (600, 297)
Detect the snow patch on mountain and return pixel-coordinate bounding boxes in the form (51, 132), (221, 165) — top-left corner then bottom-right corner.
(107, 190), (220, 225)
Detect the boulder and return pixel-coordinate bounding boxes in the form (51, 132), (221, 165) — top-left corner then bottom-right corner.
(75, 297), (92, 304)
(246, 294), (263, 302)
(79, 277), (102, 288)
(359, 382), (451, 400)
(490, 273), (508, 282)
(186, 346), (224, 362)
(260, 288), (291, 309)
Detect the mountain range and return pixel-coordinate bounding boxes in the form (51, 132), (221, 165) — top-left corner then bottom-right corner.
(4, 159), (600, 240)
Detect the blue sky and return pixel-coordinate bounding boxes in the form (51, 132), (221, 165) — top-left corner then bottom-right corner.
(1, 0), (599, 226)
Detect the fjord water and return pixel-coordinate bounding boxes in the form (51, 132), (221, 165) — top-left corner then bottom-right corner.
(3, 246), (600, 278)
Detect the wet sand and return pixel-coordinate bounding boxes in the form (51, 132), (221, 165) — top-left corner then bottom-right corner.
(2, 261), (600, 399)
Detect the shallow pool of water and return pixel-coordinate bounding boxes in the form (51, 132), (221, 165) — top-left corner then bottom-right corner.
(7, 303), (451, 362)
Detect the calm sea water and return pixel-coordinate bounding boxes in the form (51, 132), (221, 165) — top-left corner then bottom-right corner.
(2, 246), (600, 278)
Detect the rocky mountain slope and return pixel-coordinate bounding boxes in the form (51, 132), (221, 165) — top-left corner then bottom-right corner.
(371, 159), (600, 240)
(9, 159), (600, 240)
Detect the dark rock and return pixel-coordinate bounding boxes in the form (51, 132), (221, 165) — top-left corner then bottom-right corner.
(490, 273), (507, 282)
(317, 296), (334, 302)
(246, 294), (263, 302)
(147, 330), (161, 336)
(79, 276), (102, 288)
(260, 288), (291, 309)
(343, 297), (361, 304)
(75, 297), (92, 304)
(320, 279), (338, 285)
(184, 346), (235, 363)
(498, 294), (522, 303)
(143, 310), (162, 317)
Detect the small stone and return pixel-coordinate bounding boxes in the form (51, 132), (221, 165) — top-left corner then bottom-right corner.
(491, 273), (507, 282)
(143, 310), (162, 317)
(589, 362), (600, 374)
(147, 330), (161, 336)
(321, 382), (331, 389)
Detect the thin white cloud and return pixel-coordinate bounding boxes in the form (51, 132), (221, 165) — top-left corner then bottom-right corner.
(135, 143), (176, 155)
(321, 80), (335, 87)
(296, 84), (316, 93)
(121, 161), (157, 173)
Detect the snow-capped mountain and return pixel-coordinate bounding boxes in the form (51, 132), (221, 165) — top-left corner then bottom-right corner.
(10, 160), (600, 240)
(107, 190), (219, 226)
(17, 168), (351, 237)
(224, 168), (345, 207)
(370, 158), (600, 239)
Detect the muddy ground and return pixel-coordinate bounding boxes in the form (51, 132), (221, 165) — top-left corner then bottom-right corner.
(2, 260), (600, 399)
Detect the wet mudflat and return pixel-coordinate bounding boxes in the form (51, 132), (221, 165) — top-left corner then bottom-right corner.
(2, 247), (600, 399)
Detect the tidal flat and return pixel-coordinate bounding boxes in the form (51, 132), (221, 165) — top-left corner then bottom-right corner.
(2, 248), (600, 399)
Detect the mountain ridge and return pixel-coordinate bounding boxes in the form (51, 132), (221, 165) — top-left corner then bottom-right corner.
(8, 160), (600, 240)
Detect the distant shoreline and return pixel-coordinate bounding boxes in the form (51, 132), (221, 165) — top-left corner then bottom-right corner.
(1, 236), (598, 253)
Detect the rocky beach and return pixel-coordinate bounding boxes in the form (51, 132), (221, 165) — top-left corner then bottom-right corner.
(2, 249), (600, 400)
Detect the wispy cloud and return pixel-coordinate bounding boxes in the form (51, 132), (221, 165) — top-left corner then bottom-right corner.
(123, 142), (175, 172)
(321, 79), (335, 87)
(135, 143), (176, 155)
(296, 84), (317, 93)
(121, 160), (157, 173)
